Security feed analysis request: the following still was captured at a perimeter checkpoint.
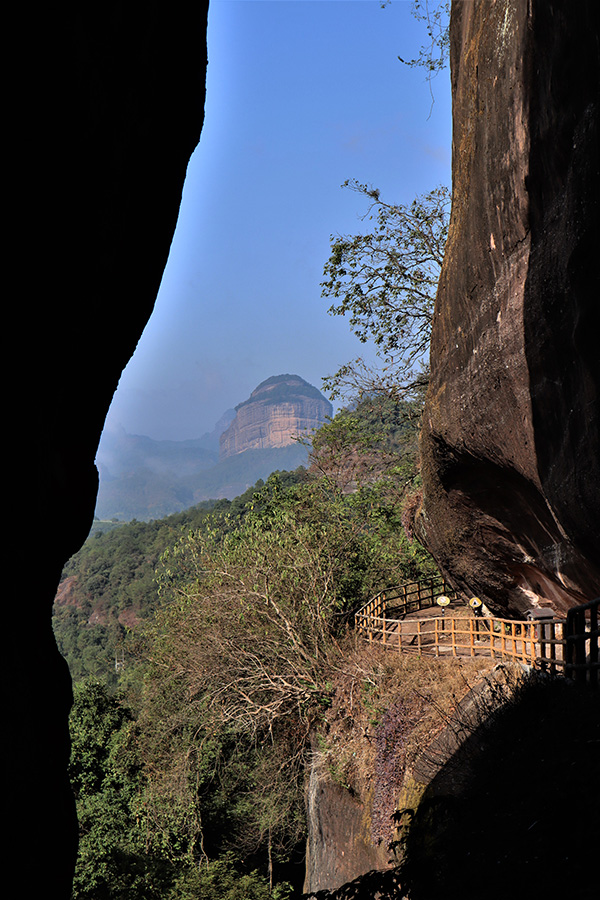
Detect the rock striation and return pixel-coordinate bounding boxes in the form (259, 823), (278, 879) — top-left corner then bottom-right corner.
(418, 0), (600, 618)
(219, 374), (332, 460)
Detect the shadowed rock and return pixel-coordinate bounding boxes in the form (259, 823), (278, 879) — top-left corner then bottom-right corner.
(9, 3), (209, 893)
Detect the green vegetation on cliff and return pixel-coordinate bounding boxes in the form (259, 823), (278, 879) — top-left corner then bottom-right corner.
(57, 396), (436, 896)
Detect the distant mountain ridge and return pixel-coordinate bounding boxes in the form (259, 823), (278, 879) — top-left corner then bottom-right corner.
(95, 375), (331, 521)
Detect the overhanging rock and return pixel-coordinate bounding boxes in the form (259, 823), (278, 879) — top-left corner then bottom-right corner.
(418, 0), (600, 618)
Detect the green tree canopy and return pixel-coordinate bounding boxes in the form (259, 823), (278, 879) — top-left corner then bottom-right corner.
(322, 180), (450, 401)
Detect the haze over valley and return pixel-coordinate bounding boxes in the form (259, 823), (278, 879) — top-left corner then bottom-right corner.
(95, 374), (332, 521)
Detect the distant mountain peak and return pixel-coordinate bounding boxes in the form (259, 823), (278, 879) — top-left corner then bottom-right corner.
(94, 375), (331, 521)
(221, 374), (332, 460)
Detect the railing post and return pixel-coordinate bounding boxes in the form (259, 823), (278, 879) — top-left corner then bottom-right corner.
(566, 608), (586, 684)
(574, 608), (587, 684)
(590, 601), (599, 688)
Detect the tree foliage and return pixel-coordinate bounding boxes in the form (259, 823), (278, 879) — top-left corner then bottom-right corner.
(69, 680), (296, 898)
(398, 0), (451, 76)
(322, 180), (450, 401)
(151, 475), (379, 738)
(130, 416), (435, 887)
(64, 398), (438, 896)
(53, 482), (303, 686)
(68, 680), (160, 899)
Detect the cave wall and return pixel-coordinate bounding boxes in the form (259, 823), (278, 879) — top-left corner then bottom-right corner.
(419, 0), (600, 617)
(8, 3), (210, 893)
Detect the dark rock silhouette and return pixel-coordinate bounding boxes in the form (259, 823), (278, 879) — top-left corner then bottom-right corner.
(9, 2), (209, 893)
(419, 0), (600, 617)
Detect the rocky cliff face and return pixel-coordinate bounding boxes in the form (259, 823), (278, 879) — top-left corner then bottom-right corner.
(304, 756), (390, 894)
(304, 665), (600, 900)
(419, 0), (600, 618)
(219, 374), (332, 460)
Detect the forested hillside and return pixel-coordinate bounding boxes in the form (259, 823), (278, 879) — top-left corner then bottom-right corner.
(54, 485), (289, 685)
(54, 397), (438, 897)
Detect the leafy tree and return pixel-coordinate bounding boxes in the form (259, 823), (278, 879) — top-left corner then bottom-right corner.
(68, 680), (167, 899)
(168, 853), (293, 900)
(322, 180), (450, 401)
(135, 459), (436, 871)
(53, 483), (291, 686)
(308, 394), (423, 491)
(151, 479), (353, 738)
(68, 680), (296, 898)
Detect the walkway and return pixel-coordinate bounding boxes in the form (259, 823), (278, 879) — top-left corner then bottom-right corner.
(355, 579), (599, 685)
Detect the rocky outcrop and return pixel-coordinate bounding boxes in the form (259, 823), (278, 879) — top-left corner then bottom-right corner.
(304, 755), (390, 894)
(419, 0), (600, 618)
(10, 3), (210, 893)
(219, 374), (332, 459)
(305, 669), (600, 900)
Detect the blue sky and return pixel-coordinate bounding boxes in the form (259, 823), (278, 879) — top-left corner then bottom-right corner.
(103, 0), (451, 442)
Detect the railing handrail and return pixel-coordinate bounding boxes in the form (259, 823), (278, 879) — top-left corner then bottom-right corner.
(355, 576), (456, 624)
(356, 582), (598, 684)
(565, 596), (599, 686)
(566, 596), (600, 614)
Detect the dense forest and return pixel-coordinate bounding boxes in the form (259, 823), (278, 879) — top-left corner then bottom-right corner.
(54, 397), (438, 898)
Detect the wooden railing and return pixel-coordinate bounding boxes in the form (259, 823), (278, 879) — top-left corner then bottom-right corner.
(357, 610), (565, 670)
(355, 577), (457, 632)
(565, 597), (599, 687)
(356, 584), (599, 683)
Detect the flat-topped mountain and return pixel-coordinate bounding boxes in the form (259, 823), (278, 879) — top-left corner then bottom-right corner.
(219, 374), (332, 460)
(95, 375), (330, 521)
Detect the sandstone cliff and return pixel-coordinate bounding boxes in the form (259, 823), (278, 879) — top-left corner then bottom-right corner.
(302, 650), (502, 896)
(419, 0), (600, 617)
(219, 374), (332, 460)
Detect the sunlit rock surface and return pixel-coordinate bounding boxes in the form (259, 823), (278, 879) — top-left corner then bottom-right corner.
(419, 0), (600, 617)
(219, 374), (332, 459)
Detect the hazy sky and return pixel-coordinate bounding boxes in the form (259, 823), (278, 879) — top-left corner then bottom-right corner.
(103, 0), (451, 442)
